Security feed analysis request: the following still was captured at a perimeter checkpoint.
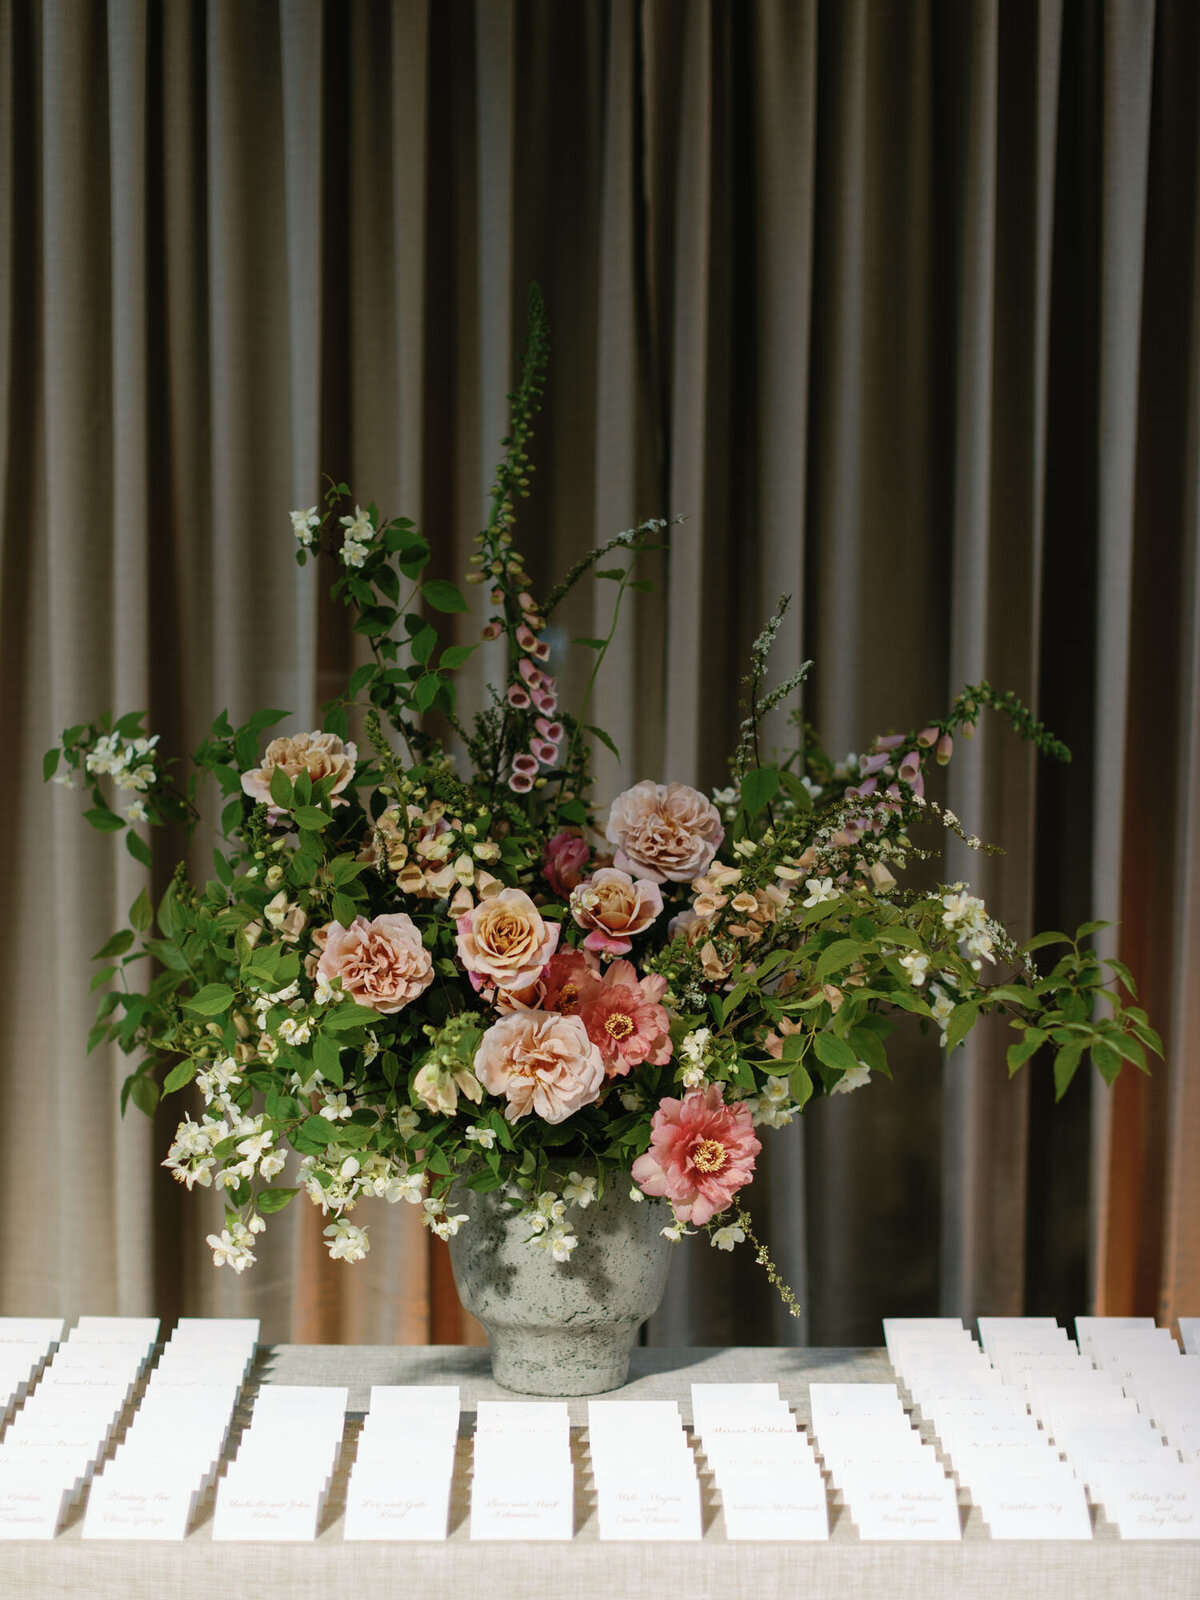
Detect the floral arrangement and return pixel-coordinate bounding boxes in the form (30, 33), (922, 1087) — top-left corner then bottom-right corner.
(47, 292), (1158, 1288)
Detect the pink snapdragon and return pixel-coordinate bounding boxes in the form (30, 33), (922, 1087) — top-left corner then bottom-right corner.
(631, 1086), (761, 1225)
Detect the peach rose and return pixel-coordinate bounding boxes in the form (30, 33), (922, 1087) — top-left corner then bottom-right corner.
(474, 1011), (605, 1124)
(315, 912), (433, 1014)
(605, 780), (724, 883)
(242, 731), (357, 820)
(569, 867), (663, 955)
(455, 887), (560, 992)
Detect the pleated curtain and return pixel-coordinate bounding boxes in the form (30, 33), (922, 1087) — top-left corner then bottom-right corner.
(1, 0), (1196, 1347)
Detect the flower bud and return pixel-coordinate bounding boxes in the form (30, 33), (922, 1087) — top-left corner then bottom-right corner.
(936, 733), (954, 765)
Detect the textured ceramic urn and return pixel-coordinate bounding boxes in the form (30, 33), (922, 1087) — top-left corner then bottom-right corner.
(446, 1174), (673, 1396)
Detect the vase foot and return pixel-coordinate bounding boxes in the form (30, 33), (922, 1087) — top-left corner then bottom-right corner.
(485, 1323), (639, 1396)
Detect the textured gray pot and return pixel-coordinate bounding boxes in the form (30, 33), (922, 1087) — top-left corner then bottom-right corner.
(446, 1173), (673, 1396)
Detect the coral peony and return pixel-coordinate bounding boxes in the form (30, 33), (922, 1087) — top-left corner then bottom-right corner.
(577, 960), (672, 1077)
(474, 1011), (605, 1124)
(605, 780), (724, 883)
(315, 912), (433, 1014)
(631, 1086), (761, 1224)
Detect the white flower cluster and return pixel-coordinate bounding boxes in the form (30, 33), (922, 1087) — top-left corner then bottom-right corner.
(299, 1149), (424, 1221)
(678, 1027), (712, 1089)
(339, 504), (373, 568)
(710, 1222), (746, 1251)
(746, 1074), (795, 1128)
(421, 1195), (470, 1241)
(290, 506), (320, 547)
(324, 1220), (369, 1262)
(941, 887), (997, 971)
(85, 731), (159, 794)
(803, 877), (839, 907)
(828, 1064), (871, 1096)
(206, 1216), (264, 1274)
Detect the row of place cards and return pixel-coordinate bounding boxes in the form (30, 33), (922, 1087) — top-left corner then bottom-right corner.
(694, 1382), (828, 1540)
(344, 1386), (459, 1540)
(212, 1382), (346, 1541)
(84, 1318), (258, 1540)
(0, 1315), (161, 1538)
(887, 1315), (1200, 1539)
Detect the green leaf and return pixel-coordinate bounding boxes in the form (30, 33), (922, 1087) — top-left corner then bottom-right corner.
(90, 965), (117, 993)
(256, 1187), (299, 1214)
(572, 637), (608, 650)
(213, 849), (233, 887)
(84, 807), (125, 833)
(789, 1063), (814, 1110)
(183, 983), (235, 1017)
(439, 644), (476, 670)
(1075, 920), (1112, 939)
(411, 624), (438, 665)
(43, 748), (61, 781)
(94, 929), (136, 960)
(129, 1076), (159, 1117)
(1053, 1040), (1084, 1100)
(944, 1000), (981, 1053)
(813, 1033), (860, 1074)
(1111, 1032), (1147, 1072)
(128, 889), (153, 933)
(586, 724), (620, 759)
(414, 673), (440, 712)
(297, 1114), (335, 1147)
(348, 663), (377, 695)
(323, 1001), (381, 1033)
(1023, 931), (1072, 954)
(331, 892), (358, 927)
(269, 766), (294, 810)
(740, 767), (780, 818)
(221, 795), (244, 835)
(594, 567), (625, 581)
(163, 1059), (197, 1094)
(1006, 1031), (1046, 1076)
(312, 1032), (345, 1089)
(294, 805), (331, 831)
(421, 579), (469, 613)
(1090, 1039), (1122, 1085)
(847, 1026), (889, 1074)
(126, 830), (152, 868)
(558, 799), (589, 826)
(814, 939), (861, 982)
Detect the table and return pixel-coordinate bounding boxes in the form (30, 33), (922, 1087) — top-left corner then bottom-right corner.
(4, 1344), (1198, 1600)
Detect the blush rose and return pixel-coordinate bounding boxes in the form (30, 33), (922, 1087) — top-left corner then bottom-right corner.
(605, 780), (724, 884)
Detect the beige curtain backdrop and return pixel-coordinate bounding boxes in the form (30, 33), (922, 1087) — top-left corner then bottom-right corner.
(1, 0), (1196, 1346)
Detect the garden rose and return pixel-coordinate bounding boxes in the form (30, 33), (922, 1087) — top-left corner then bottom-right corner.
(606, 780), (724, 883)
(543, 830), (590, 896)
(241, 731), (357, 819)
(315, 912), (433, 1014)
(569, 867), (663, 955)
(577, 960), (672, 1076)
(455, 887), (560, 992)
(474, 1011), (605, 1124)
(631, 1086), (761, 1224)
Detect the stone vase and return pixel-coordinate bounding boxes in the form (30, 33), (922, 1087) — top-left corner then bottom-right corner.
(446, 1174), (673, 1396)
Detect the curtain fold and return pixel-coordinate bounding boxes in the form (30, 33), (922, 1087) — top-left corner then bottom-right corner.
(3, 0), (1196, 1346)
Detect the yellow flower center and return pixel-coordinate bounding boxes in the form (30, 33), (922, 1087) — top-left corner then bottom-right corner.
(559, 982), (580, 1012)
(604, 1011), (635, 1041)
(691, 1138), (728, 1174)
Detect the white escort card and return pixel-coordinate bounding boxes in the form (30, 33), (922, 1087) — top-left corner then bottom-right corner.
(344, 1389), (459, 1542)
(588, 1399), (701, 1541)
(692, 1383), (828, 1541)
(1181, 1319), (1200, 1359)
(212, 1384), (347, 1542)
(470, 1401), (572, 1541)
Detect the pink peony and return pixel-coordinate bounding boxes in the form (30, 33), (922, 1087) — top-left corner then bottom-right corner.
(315, 912), (433, 1014)
(606, 781), (724, 884)
(569, 867), (664, 955)
(241, 731), (357, 822)
(631, 1086), (761, 1225)
(455, 887), (560, 992)
(474, 1010), (605, 1124)
(543, 831), (591, 897)
(577, 961), (672, 1077)
(538, 948), (602, 1014)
